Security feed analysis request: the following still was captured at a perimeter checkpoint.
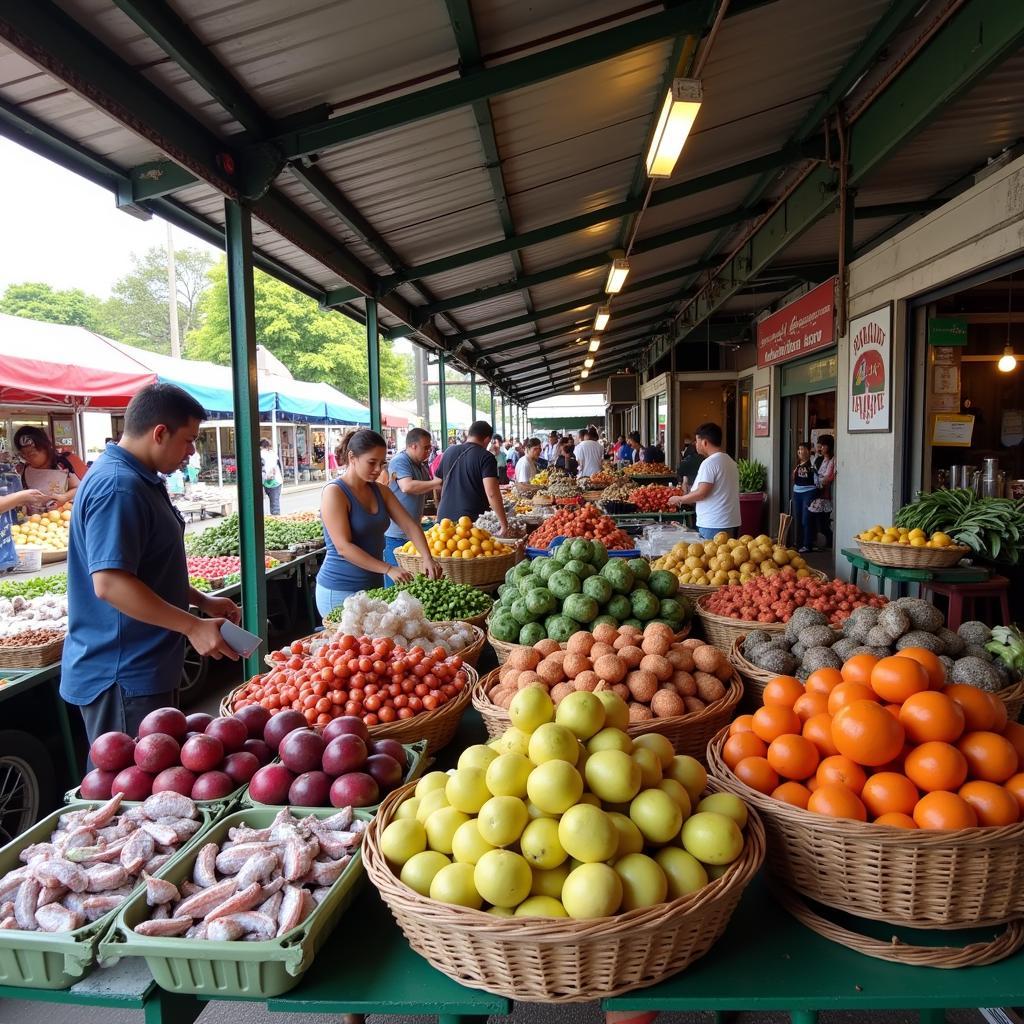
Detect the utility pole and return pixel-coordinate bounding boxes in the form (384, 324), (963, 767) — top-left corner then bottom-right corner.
(166, 221), (180, 358)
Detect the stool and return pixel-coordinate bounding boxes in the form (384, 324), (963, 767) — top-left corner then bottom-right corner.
(921, 575), (1010, 631)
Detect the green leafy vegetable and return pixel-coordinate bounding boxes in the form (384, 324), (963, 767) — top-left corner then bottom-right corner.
(986, 625), (1024, 678)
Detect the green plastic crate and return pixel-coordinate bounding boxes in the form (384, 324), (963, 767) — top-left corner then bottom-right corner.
(0, 800), (217, 990)
(64, 780), (247, 814)
(238, 738), (427, 812)
(99, 805), (370, 998)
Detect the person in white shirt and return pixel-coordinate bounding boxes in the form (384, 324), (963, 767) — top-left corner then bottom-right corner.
(541, 431), (560, 464)
(667, 422), (739, 538)
(514, 437), (542, 484)
(259, 438), (284, 515)
(574, 427), (605, 478)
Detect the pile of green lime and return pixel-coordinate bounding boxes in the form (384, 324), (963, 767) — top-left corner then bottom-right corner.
(361, 575), (494, 622)
(489, 538), (691, 645)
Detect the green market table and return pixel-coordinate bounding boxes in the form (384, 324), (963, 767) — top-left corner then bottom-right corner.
(840, 547), (990, 599)
(0, 662), (77, 782)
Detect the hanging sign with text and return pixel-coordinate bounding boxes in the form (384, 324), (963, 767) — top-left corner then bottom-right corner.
(756, 278), (836, 368)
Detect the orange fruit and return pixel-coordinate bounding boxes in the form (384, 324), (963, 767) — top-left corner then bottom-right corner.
(841, 653), (879, 685)
(729, 714), (755, 736)
(1003, 721), (1024, 763)
(816, 755), (867, 794)
(913, 791), (978, 830)
(956, 731), (1019, 784)
(989, 696), (1009, 733)
(762, 676), (805, 709)
(883, 703), (903, 719)
(807, 783), (867, 821)
(860, 771), (919, 817)
(897, 647), (947, 690)
(793, 691), (830, 722)
(751, 705), (802, 744)
(827, 681), (877, 715)
(869, 655), (930, 704)
(772, 781), (811, 808)
(1005, 773), (1024, 815)
(958, 780), (1020, 826)
(805, 667), (843, 696)
(944, 684), (999, 732)
(802, 713), (840, 757)
(723, 731), (768, 769)
(904, 741), (968, 792)
(767, 734), (820, 781)
(897, 690), (965, 744)
(874, 811), (918, 829)
(734, 755), (780, 794)
(831, 699), (905, 767)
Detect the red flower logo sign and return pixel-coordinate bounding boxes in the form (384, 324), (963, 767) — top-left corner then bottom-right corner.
(852, 349), (885, 395)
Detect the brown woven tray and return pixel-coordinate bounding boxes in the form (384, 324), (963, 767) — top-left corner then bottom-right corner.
(472, 667), (742, 762)
(855, 538), (969, 568)
(363, 778), (765, 1002)
(997, 677), (1024, 721)
(0, 633), (65, 669)
(695, 594), (786, 648)
(396, 547), (515, 587)
(707, 727), (1024, 930)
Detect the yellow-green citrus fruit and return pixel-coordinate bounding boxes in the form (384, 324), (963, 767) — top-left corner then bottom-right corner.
(632, 747), (664, 788)
(451, 819), (496, 865)
(400, 850), (450, 896)
(680, 812), (744, 865)
(446, 767), (490, 814)
(607, 811), (645, 858)
(485, 753), (533, 798)
(594, 691), (630, 731)
(514, 895), (567, 917)
(424, 806), (470, 855)
(633, 733), (675, 770)
(474, 849), (533, 908)
(666, 755), (707, 803)
(519, 817), (567, 870)
(429, 862), (482, 909)
(528, 723), (580, 765)
(526, 760), (583, 814)
(415, 771), (449, 798)
(654, 847), (708, 899)
(530, 863), (570, 899)
(395, 797), (421, 821)
(415, 787), (449, 823)
(584, 749), (642, 803)
(458, 744), (499, 772)
(696, 793), (748, 829)
(657, 778), (693, 816)
(477, 795), (529, 847)
(561, 863), (622, 919)
(379, 819), (427, 867)
(555, 691), (606, 740)
(586, 727), (634, 755)
(510, 686), (555, 733)
(558, 804), (618, 863)
(629, 789), (684, 845)
(614, 853), (668, 910)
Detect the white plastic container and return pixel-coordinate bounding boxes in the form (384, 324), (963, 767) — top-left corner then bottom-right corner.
(13, 545), (43, 573)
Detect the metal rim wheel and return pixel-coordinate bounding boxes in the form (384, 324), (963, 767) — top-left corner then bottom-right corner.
(0, 729), (52, 840)
(181, 646), (208, 693)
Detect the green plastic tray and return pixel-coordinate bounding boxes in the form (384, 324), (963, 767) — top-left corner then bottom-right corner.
(63, 780), (247, 814)
(99, 805), (371, 998)
(0, 800), (217, 990)
(239, 738), (427, 812)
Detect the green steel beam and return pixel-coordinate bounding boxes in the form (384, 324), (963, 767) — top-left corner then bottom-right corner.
(505, 329), (654, 385)
(490, 318), (664, 370)
(439, 353), (449, 449)
(448, 294), (602, 345)
(649, 0), (1024, 367)
(263, 2), (720, 162)
(367, 297), (382, 433)
(119, 160), (199, 205)
(224, 199), (267, 677)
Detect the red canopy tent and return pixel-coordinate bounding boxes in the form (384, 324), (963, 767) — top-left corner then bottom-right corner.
(0, 313), (156, 407)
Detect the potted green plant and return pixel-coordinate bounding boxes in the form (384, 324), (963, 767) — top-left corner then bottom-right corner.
(737, 459), (768, 536)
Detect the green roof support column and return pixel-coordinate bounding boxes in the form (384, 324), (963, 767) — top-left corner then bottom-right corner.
(439, 353), (449, 450)
(224, 199), (266, 679)
(366, 297), (382, 433)
(469, 372), (477, 421)
(489, 385), (496, 430)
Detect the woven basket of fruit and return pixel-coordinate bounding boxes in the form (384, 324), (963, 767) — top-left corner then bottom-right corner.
(728, 636), (776, 704)
(695, 596), (785, 649)
(0, 629), (65, 669)
(363, 777), (765, 1002)
(855, 537), (969, 568)
(396, 548), (515, 587)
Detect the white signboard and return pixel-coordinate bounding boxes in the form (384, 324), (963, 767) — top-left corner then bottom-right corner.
(847, 304), (892, 433)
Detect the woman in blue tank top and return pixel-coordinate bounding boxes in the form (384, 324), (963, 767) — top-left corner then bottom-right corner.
(316, 429), (440, 618)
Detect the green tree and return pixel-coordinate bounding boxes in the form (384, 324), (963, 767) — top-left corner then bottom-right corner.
(101, 246), (214, 353)
(188, 261), (413, 402)
(0, 281), (105, 329)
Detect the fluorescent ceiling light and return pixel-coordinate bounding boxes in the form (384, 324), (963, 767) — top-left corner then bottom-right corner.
(605, 258), (630, 294)
(584, 356), (594, 368)
(594, 305), (611, 331)
(645, 78), (703, 178)
(588, 339), (600, 353)
(580, 369), (589, 379)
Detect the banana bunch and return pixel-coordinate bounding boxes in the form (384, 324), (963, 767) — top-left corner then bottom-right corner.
(530, 469), (550, 486)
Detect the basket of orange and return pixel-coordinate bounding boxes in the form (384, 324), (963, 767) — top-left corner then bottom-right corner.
(707, 649), (1024, 964)
(396, 517), (516, 586)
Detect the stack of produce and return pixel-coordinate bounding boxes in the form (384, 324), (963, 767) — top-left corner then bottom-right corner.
(333, 593), (479, 653)
(187, 514), (322, 557)
(857, 525), (957, 548)
(627, 484), (684, 512)
(398, 518), (513, 559)
(599, 479), (635, 503)
(540, 469), (582, 499)
(474, 511), (531, 539)
(0, 594), (67, 639)
(486, 621), (730, 722)
(0, 627), (64, 650)
(895, 489), (1024, 562)
(529, 469), (550, 487)
(489, 541), (690, 645)
(335, 576), (494, 624)
(127, 805), (362, 940)
(624, 463), (674, 477)
(231, 633), (470, 728)
(526, 505), (633, 551)
(12, 508), (70, 552)
(374, 687), (756, 918)
(718, 651), (1024, 828)
(513, 501), (535, 515)
(586, 469), (620, 488)
(80, 706), (275, 802)
(740, 601), (1012, 687)
(0, 573), (67, 598)
(0, 792), (201, 933)
(247, 711), (414, 808)
(186, 555), (277, 581)
(704, 575), (884, 627)
(653, 535), (812, 588)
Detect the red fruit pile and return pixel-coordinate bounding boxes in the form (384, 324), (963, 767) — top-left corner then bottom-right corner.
(231, 634), (469, 728)
(186, 555), (275, 578)
(248, 713), (410, 808)
(526, 505), (633, 550)
(704, 576), (886, 625)
(83, 706), (274, 803)
(627, 484), (684, 512)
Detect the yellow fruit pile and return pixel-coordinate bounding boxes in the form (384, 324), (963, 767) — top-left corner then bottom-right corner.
(529, 469), (550, 487)
(400, 517), (513, 559)
(12, 510), (70, 552)
(377, 687), (753, 919)
(857, 526), (955, 548)
(653, 533), (811, 587)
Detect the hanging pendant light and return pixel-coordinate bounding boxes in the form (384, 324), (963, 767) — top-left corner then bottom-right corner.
(999, 273), (1017, 372)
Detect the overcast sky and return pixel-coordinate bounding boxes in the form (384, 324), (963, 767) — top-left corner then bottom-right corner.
(0, 137), (219, 297)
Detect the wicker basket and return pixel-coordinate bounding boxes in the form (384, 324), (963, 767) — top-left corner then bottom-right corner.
(0, 633), (65, 669)
(363, 779), (765, 1002)
(472, 668), (742, 761)
(695, 594), (786, 649)
(707, 727), (1024, 929)
(854, 538), (969, 568)
(728, 636), (775, 705)
(514, 482), (539, 496)
(395, 548), (515, 587)
(997, 677), (1024, 722)
(486, 630), (523, 666)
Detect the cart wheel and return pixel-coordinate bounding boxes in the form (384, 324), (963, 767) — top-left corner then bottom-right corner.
(0, 730), (55, 838)
(181, 646), (208, 693)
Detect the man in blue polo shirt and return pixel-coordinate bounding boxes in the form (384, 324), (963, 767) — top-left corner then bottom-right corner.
(383, 427), (441, 581)
(62, 383), (241, 750)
